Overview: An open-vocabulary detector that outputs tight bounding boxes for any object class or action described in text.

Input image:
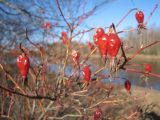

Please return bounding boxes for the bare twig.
[144,0,160,26]
[0,85,57,101]
[119,43,128,69]
[48,114,83,120]
[116,8,138,27]
[56,0,72,32]
[128,41,160,61]
[126,68,160,79]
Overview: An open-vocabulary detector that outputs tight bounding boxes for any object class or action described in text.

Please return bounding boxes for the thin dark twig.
[19,43,25,54]
[0,85,57,101]
[35,65,43,95]
[0,6,20,15]
[80,47,97,65]
[144,0,160,26]
[111,23,117,33]
[72,28,95,38]
[119,44,128,69]
[25,28,37,47]
[56,0,72,32]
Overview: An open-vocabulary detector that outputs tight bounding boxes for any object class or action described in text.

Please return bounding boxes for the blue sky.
[85,0,160,31]
[75,0,160,42]
[32,0,160,43]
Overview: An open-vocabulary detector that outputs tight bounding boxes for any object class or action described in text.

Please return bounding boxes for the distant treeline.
[124,26,160,55]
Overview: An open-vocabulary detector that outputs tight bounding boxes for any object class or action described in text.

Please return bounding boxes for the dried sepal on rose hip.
[71,50,80,66]
[87,42,95,51]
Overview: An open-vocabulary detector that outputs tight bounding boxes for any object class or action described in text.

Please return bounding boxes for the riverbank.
[126,86,160,119]
[126,54,160,60]
[85,54,160,60]
[0,77,160,120]
[99,84,160,119]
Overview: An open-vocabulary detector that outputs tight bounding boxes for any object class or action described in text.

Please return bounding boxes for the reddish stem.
[72,28,95,38]
[20,108,22,120]
[1,77,5,115]
[25,28,37,48]
[128,41,160,61]
[126,68,160,79]
[1,88,4,115]
[56,0,72,32]
[116,8,138,27]
[144,0,160,26]
[7,98,14,116]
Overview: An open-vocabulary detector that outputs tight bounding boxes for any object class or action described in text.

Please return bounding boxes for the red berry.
[124,80,131,92]
[71,50,80,65]
[135,11,144,24]
[98,34,108,59]
[17,53,30,78]
[145,64,152,73]
[82,65,91,82]
[61,31,68,45]
[107,33,121,58]
[94,107,102,120]
[96,28,105,38]
[43,22,52,29]
[61,31,67,37]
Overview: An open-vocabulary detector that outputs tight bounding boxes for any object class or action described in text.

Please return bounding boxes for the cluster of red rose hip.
[93,27,121,60]
[17,10,146,86]
[16,10,151,120]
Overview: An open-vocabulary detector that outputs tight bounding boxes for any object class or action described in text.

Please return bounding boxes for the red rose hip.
[94,107,102,120]
[145,64,152,73]
[135,10,144,24]
[124,80,131,93]
[82,65,91,82]
[96,27,105,38]
[61,31,68,45]
[17,53,30,78]
[107,33,121,58]
[43,22,52,29]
